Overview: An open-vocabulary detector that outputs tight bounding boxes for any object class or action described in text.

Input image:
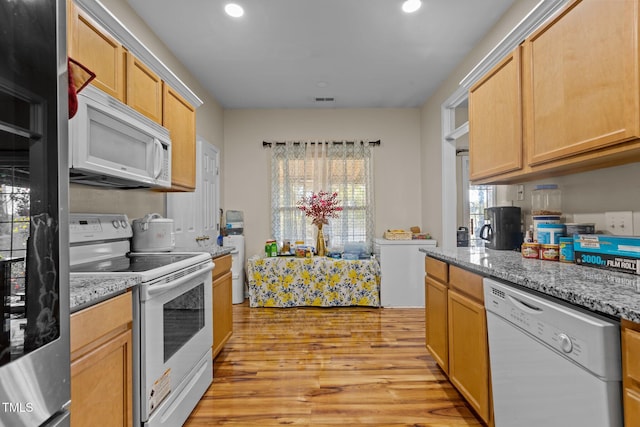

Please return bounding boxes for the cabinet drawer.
[425,257,448,283]
[449,265,484,303]
[212,254,232,279]
[71,292,132,355]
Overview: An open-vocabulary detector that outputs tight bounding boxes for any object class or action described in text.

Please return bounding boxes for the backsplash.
[69,184,165,221]
[496,162,640,235]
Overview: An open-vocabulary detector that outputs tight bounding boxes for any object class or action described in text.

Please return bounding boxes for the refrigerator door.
[0,1,70,425]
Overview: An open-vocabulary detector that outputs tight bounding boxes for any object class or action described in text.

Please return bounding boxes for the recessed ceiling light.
[402,0,422,13]
[225,3,244,18]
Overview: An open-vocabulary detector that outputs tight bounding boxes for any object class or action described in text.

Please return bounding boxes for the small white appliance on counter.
[132,213,176,252]
[484,278,622,427]
[69,213,213,427]
[374,238,437,307]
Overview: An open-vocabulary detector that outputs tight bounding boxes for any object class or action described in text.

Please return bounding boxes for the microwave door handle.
[153,139,163,178]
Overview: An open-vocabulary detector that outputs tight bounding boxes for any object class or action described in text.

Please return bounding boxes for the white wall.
[223,108,422,258]
[69,0,224,220]
[419,0,540,244]
[418,0,640,244]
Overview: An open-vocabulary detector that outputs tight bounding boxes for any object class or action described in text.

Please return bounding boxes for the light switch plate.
[605,211,634,236]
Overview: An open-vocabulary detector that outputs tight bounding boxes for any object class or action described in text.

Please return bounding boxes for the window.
[468,184,494,245]
[270,141,375,251]
[459,154,494,246]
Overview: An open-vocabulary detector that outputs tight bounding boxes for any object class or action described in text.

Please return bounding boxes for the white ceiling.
[127,0,516,109]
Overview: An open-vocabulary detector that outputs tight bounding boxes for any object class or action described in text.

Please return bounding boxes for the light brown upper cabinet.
[470,0,640,184]
[68,1,126,102]
[469,48,522,181]
[524,0,640,167]
[163,84,196,191]
[126,53,163,124]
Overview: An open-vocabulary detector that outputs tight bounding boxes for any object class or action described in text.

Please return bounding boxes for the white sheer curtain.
[270,141,375,252]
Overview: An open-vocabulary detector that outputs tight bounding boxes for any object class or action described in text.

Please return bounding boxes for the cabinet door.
[623,323,640,426]
[469,48,522,181]
[70,329,133,427]
[524,0,640,166]
[126,53,163,124]
[448,290,490,423]
[425,276,448,373]
[68,3,126,102]
[163,84,196,191]
[213,270,233,358]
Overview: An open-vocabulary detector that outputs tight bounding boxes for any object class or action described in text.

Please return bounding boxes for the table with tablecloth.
[246,256,381,307]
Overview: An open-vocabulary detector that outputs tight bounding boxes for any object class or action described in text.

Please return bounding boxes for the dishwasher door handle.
[507,294,543,313]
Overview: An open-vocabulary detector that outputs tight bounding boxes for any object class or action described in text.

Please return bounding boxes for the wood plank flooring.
[185,302,483,426]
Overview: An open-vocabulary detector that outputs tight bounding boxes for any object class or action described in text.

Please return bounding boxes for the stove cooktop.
[70,253,201,273]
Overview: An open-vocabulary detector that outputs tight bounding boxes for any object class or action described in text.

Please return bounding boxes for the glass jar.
[532,184,562,216]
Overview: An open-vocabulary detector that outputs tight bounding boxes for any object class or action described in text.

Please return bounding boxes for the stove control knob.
[120,220,128,228]
[112,220,120,229]
[559,333,572,353]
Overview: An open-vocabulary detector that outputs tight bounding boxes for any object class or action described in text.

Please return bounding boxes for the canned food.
[265,239,278,257]
[540,244,559,261]
[559,237,575,263]
[521,242,540,259]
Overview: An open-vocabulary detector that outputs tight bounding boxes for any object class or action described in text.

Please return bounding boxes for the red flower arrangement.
[297,190,343,227]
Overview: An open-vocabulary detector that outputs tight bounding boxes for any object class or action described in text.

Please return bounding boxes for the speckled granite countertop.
[174,245,235,258]
[70,274,141,313]
[420,247,640,323]
[69,247,234,313]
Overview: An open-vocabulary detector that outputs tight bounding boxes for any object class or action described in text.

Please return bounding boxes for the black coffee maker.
[479,206,522,250]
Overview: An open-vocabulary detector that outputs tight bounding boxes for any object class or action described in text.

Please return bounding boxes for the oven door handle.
[143,261,214,299]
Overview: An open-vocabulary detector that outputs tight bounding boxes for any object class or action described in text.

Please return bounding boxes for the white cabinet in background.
[374,238,437,307]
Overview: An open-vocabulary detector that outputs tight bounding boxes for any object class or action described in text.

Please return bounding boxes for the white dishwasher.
[483,278,623,427]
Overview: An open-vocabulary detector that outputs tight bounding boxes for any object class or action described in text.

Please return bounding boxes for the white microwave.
[69,85,172,189]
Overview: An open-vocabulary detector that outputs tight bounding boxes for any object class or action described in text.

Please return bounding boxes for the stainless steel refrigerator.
[0,0,70,425]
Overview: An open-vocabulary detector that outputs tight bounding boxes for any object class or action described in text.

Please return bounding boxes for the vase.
[316,223,326,257]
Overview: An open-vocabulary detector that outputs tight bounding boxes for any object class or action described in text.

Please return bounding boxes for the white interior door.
[167,137,220,248]
[199,140,219,242]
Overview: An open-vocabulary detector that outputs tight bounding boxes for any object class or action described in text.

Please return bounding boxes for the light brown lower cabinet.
[425,257,492,425]
[447,288,490,422]
[622,319,640,426]
[70,292,133,427]
[425,276,448,373]
[212,254,233,358]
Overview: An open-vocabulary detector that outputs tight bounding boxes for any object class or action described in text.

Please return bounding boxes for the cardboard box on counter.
[574,234,640,275]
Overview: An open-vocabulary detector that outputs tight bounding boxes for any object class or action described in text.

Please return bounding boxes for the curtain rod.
[262,140,381,147]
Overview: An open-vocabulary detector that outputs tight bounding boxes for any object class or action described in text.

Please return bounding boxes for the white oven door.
[139,264,213,424]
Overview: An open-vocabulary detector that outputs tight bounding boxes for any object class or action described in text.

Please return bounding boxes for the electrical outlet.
[517,185,524,201]
[605,211,634,236]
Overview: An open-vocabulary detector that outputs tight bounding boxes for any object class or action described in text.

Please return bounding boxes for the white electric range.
[69,213,214,427]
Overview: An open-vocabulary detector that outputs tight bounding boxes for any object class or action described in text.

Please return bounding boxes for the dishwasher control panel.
[502,298,588,362]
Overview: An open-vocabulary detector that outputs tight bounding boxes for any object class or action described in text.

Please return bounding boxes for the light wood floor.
[184,302,483,426]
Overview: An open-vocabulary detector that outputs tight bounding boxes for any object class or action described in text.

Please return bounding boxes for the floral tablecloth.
[247,256,381,307]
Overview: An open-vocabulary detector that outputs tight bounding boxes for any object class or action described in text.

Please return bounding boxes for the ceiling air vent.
[315,97,335,102]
